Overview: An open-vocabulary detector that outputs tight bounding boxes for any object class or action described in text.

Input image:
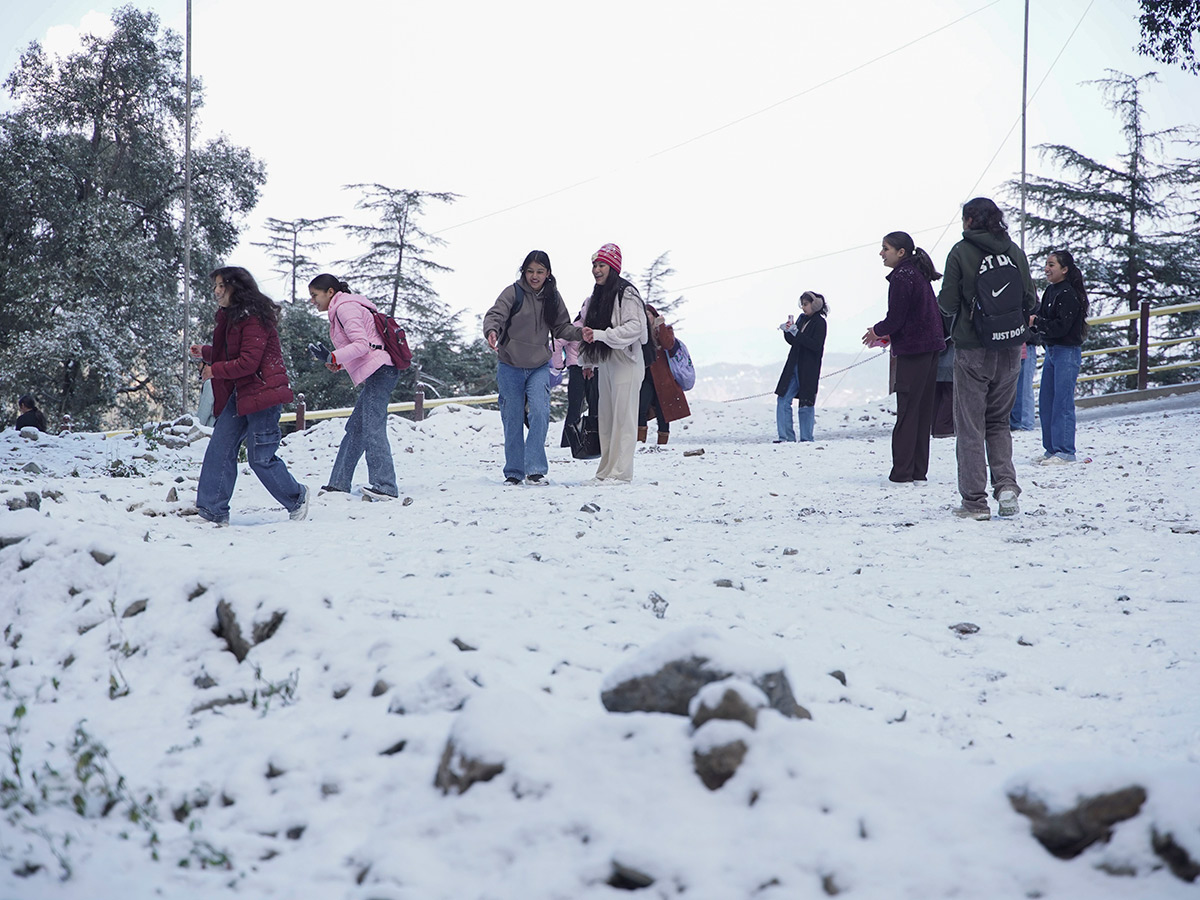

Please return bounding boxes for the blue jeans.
[776,371,800,441]
[328,364,400,495]
[1009,346,1037,430]
[796,404,815,442]
[1039,344,1081,460]
[497,361,551,480]
[197,397,304,523]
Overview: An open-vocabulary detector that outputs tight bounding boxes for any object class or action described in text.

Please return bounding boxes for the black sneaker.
[526,474,548,486]
[504,477,521,486]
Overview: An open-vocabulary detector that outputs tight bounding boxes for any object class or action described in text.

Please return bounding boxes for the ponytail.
[309,273,352,294]
[883,231,941,281]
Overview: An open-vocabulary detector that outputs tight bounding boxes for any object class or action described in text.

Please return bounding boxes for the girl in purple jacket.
[308,274,401,500]
[863,232,947,483]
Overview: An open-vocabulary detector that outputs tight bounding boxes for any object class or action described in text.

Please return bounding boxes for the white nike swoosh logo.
[991,284,1011,298]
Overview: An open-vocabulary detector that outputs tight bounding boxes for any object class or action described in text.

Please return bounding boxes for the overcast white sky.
[4,0,1200,363]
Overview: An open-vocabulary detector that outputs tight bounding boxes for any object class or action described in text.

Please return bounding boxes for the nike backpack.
[970,251,1028,346]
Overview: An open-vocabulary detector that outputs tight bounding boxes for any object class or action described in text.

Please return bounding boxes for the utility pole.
[182,0,194,413]
[1022,0,1032,250]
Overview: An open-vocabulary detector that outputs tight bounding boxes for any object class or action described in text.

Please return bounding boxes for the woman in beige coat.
[579,243,647,483]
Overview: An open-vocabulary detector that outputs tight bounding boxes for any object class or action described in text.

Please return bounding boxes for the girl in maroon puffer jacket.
[189,267,308,525]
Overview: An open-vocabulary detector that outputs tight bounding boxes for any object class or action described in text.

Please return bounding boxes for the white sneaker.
[952,506,991,521]
[525,474,549,486]
[289,485,310,521]
[361,486,397,501]
[1040,455,1067,466]
[997,489,1019,517]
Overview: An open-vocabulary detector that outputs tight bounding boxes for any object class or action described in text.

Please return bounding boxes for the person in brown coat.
[637,304,690,444]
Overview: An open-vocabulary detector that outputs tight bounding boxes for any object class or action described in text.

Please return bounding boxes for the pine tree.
[1010,70,1200,390]
[639,252,689,321]
[339,184,459,323]
[252,216,340,304]
[337,184,495,403]
[0,7,264,429]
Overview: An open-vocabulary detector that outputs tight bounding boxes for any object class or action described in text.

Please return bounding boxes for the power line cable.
[433,0,1003,236]
[676,0,1097,297]
[650,0,1003,160]
[928,0,1097,252]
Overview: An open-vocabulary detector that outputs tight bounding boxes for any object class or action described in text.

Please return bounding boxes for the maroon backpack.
[370,310,414,370]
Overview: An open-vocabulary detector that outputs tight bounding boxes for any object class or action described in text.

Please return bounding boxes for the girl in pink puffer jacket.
[308,274,401,500]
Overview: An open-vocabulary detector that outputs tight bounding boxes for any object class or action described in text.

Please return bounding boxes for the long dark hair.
[582,268,633,362]
[17,395,47,430]
[211,266,280,328]
[519,250,559,332]
[962,197,1008,235]
[883,231,942,282]
[309,273,352,294]
[1048,249,1090,337]
[800,290,829,319]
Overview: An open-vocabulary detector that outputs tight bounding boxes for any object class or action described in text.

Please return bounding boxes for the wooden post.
[296,394,306,431]
[414,383,425,422]
[1137,300,1150,391]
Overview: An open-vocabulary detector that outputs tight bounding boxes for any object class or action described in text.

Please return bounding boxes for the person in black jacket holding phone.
[774,291,828,442]
[1030,249,1088,465]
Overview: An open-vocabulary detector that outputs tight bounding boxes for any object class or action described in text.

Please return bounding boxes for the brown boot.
[657,431,669,445]
[637,426,648,443]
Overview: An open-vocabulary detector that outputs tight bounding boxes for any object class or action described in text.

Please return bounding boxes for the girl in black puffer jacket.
[1030,250,1088,464]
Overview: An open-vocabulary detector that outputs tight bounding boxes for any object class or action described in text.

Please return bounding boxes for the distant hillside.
[692,351,891,408]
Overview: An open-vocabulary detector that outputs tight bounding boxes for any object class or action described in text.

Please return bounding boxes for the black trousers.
[638,368,669,433]
[890,351,939,482]
[561,365,598,446]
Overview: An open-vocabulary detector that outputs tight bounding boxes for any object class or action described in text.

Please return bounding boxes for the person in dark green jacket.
[937,197,1038,521]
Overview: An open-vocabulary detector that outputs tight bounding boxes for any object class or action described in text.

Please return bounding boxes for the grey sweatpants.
[952,345,1022,511]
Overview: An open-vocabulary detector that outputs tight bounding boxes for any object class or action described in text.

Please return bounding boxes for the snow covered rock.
[433,692,543,796]
[6,491,40,511]
[688,678,767,730]
[600,627,811,720]
[214,599,286,663]
[692,719,752,790]
[1008,784,1147,859]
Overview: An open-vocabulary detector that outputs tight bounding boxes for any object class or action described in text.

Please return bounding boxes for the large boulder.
[601,627,811,720]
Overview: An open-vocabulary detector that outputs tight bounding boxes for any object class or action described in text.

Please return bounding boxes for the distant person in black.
[15,395,48,432]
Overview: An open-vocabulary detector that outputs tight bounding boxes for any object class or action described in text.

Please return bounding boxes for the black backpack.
[969,248,1028,346]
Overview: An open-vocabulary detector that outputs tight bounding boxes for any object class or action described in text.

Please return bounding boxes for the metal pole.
[182,0,193,414]
[1019,0,1029,251]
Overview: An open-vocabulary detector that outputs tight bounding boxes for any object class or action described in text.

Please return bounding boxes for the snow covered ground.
[2,391,1198,900]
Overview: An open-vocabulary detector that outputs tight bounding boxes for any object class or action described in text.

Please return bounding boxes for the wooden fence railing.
[1070,300,1200,387]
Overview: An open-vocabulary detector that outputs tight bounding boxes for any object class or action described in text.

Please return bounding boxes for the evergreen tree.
[252,216,340,304]
[0,6,264,429]
[1135,1,1200,73]
[639,251,688,320]
[1009,71,1200,390]
[339,184,459,324]
[337,183,494,404]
